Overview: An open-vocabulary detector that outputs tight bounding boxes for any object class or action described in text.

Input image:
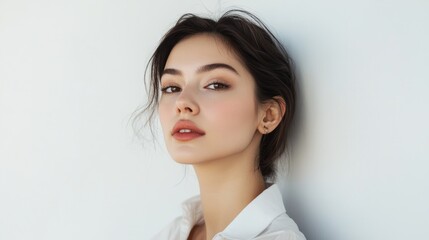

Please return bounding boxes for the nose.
[175,88,199,115]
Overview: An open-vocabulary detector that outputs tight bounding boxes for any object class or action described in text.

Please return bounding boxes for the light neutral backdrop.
[1,0,428,239]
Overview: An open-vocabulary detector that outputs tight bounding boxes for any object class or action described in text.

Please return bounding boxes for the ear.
[258,96,286,135]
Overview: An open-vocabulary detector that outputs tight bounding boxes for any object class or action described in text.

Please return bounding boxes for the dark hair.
[132,9,296,182]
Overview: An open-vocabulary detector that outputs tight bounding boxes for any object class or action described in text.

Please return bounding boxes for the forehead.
[164,34,246,73]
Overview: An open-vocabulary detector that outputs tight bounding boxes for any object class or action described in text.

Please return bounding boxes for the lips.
[172,120,205,141]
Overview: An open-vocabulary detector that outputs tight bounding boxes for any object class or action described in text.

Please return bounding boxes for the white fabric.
[151,183,306,240]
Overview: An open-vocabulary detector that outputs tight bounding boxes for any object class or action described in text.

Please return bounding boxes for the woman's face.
[158,34,264,165]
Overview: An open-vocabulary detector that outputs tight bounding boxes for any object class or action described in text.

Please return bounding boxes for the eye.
[205,81,230,90]
[161,85,181,94]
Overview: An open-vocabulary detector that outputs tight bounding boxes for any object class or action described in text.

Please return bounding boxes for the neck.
[192,144,266,240]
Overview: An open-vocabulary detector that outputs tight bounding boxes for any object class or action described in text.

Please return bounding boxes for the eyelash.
[161,81,230,94]
[206,81,230,90]
[160,85,180,94]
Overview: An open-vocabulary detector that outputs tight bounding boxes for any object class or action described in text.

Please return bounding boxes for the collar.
[180,195,204,239]
[180,183,286,239]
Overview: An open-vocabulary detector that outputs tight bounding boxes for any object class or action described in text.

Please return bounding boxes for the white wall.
[0,0,428,239]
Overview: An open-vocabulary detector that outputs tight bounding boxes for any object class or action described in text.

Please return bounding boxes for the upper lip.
[172,120,205,135]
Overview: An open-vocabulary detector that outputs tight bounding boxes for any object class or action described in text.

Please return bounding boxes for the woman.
[139,9,306,240]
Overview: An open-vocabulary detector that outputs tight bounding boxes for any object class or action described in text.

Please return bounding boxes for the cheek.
[206,96,258,132]
[158,100,173,133]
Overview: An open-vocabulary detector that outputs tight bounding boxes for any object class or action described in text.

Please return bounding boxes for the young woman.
[139,9,306,240]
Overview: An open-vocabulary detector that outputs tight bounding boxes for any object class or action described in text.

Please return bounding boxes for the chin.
[169,151,212,165]
[171,157,203,165]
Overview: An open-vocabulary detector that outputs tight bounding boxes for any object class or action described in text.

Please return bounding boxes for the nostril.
[177,106,193,113]
[176,97,198,114]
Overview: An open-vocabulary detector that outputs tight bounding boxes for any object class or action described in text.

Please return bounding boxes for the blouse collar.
[180,183,286,239]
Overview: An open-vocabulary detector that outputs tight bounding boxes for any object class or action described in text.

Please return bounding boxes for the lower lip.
[172,132,204,141]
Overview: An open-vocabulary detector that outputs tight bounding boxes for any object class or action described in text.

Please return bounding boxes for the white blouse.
[151,183,306,240]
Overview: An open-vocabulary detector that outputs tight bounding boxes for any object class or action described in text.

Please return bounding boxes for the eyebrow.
[162,63,239,77]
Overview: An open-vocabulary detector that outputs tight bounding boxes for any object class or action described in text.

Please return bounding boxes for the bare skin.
[190,153,267,240]
[159,34,285,240]
[188,222,206,240]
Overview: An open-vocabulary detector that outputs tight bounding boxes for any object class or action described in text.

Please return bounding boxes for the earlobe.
[258,96,286,134]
